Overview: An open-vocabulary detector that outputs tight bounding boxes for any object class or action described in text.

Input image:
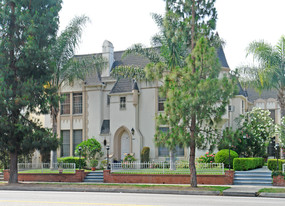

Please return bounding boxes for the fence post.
[163,162,165,174]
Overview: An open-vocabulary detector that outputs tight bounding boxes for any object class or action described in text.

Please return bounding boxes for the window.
[158,145,184,157]
[269,109,276,123]
[107,95,110,105]
[242,100,245,114]
[61,94,70,115]
[73,130,82,156]
[73,93,82,114]
[158,95,166,111]
[120,97,126,109]
[61,130,70,157]
[158,127,184,157]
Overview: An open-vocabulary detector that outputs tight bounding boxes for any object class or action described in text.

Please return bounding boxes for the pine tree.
[0,0,62,183]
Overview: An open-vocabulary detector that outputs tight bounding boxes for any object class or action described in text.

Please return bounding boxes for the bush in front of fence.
[198,152,215,163]
[268,159,285,171]
[57,157,86,169]
[215,149,238,168]
[141,147,150,163]
[233,157,264,171]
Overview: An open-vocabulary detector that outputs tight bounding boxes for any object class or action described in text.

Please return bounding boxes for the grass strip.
[24,182,230,192]
[259,188,285,193]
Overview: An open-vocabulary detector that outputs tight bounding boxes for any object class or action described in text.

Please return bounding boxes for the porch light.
[78,146,82,170]
[131,128,135,135]
[106,145,110,170]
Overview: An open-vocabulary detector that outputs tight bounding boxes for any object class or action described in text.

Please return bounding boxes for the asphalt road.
[0,190,284,206]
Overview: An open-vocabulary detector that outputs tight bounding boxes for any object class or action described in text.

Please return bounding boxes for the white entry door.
[121,131,130,160]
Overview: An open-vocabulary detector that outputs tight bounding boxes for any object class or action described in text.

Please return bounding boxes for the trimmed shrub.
[215,149,238,168]
[268,159,285,171]
[141,147,150,163]
[57,157,87,169]
[233,158,264,171]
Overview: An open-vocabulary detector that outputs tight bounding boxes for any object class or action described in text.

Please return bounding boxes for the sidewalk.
[0,181,285,198]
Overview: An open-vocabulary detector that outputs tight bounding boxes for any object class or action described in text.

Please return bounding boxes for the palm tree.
[244,36,285,115]
[49,15,105,164]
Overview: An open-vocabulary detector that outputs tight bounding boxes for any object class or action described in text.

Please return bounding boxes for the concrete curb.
[0,186,220,196]
[223,191,257,197]
[259,193,285,198]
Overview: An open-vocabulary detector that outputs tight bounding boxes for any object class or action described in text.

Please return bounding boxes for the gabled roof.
[246,88,278,102]
[112,51,150,69]
[110,78,136,94]
[111,46,229,70]
[217,47,229,68]
[237,81,248,97]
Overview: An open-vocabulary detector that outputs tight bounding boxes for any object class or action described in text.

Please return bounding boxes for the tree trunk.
[50,106,58,167]
[189,2,197,188]
[190,115,197,187]
[169,150,176,170]
[9,151,18,184]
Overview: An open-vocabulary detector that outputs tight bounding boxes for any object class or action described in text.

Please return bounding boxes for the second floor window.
[158,95,166,111]
[73,93,82,114]
[120,97,126,109]
[61,94,70,115]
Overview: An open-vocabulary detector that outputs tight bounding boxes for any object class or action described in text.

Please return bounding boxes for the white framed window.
[61,130,70,157]
[61,94,70,115]
[73,130,82,155]
[158,95,166,111]
[73,93,82,114]
[158,127,184,157]
[107,95,110,105]
[120,97,126,109]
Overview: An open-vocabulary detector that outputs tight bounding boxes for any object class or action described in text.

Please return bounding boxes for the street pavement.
[0,182,285,198]
[0,190,285,206]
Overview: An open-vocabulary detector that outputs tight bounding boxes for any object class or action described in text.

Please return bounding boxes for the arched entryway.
[113,126,132,161]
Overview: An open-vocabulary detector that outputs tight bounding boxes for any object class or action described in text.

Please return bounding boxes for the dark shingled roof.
[74,45,229,90]
[112,51,150,69]
[246,88,278,102]
[132,80,139,91]
[74,53,102,85]
[237,82,248,97]
[100,120,110,134]
[111,47,229,69]
[217,47,229,68]
[110,78,135,94]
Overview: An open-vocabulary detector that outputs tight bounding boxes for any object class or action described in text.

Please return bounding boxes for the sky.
[59,0,285,70]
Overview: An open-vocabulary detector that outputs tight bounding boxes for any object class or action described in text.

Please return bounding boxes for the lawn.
[259,188,285,193]
[18,182,230,192]
[18,169,75,174]
[112,168,225,175]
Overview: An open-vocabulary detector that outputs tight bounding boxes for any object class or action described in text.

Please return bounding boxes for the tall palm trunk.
[50,106,58,166]
[189,1,197,187]
[169,150,176,170]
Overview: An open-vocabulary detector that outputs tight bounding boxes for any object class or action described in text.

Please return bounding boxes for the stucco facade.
[42,40,258,162]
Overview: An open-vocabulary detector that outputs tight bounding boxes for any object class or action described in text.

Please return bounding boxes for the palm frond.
[122,44,162,63]
[111,65,146,81]
[52,15,90,85]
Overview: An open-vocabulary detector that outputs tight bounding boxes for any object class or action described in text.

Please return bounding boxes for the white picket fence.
[110,161,224,175]
[17,163,76,174]
[283,163,285,173]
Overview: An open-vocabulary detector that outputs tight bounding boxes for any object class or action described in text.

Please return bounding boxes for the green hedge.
[215,149,238,168]
[267,159,285,171]
[57,157,87,169]
[141,147,150,163]
[233,158,264,171]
